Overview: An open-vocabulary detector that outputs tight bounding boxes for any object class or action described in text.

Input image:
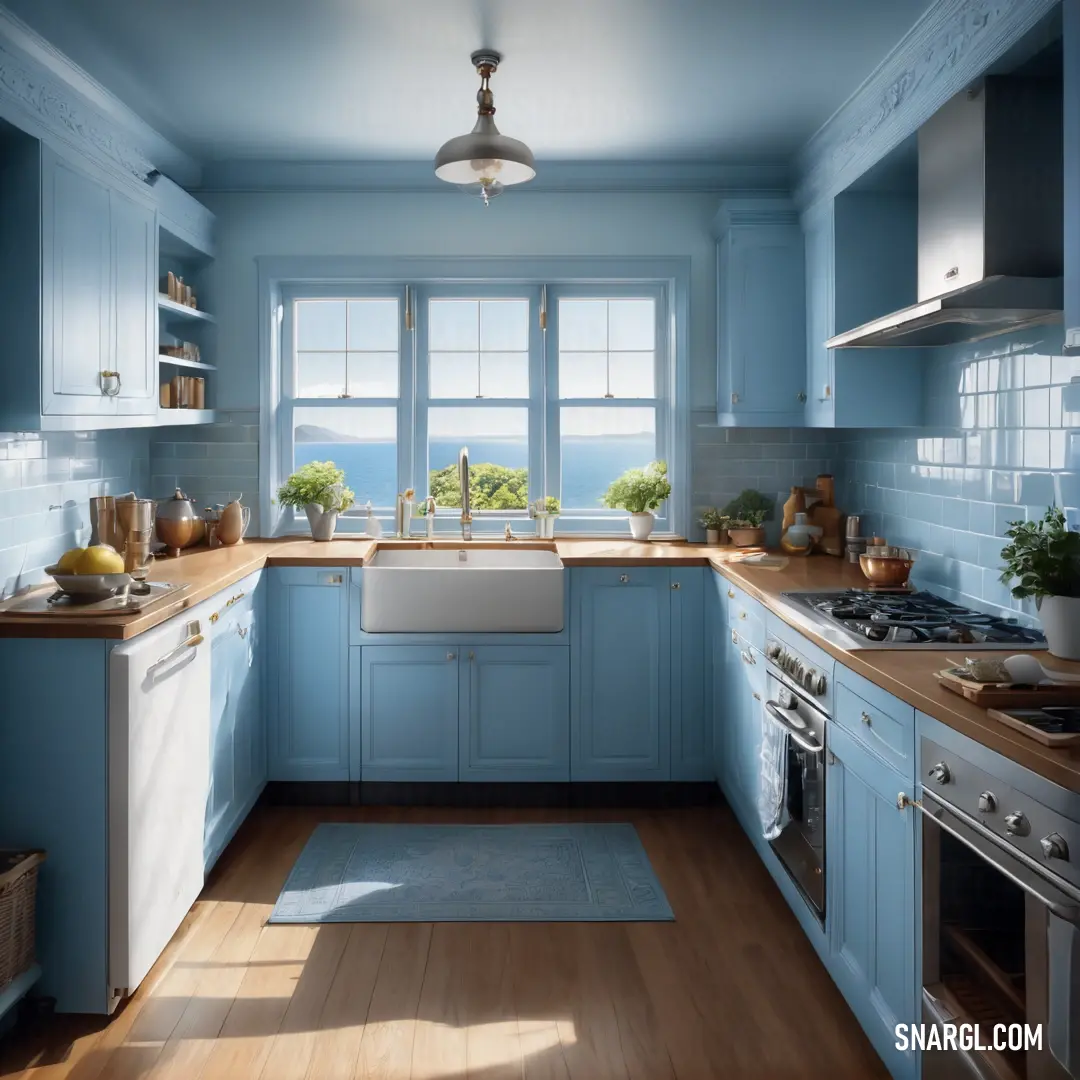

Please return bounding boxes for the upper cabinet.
[0,122,216,431]
[802,190,926,428]
[714,199,807,427]
[1066,0,1080,354]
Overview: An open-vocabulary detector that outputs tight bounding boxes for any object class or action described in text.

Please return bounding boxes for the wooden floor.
[0,803,887,1080]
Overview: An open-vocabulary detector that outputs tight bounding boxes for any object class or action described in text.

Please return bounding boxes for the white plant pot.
[305,503,339,542]
[628,512,655,541]
[1038,594,1080,660]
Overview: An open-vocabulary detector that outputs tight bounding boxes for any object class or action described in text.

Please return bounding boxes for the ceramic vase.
[305,503,339,542]
[629,512,655,541]
[1038,595,1080,660]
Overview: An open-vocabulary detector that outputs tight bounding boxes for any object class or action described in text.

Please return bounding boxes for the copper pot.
[859,553,915,587]
[155,488,198,557]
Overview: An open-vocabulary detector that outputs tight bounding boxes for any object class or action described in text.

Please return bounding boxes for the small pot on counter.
[728,526,765,548]
[155,489,199,557]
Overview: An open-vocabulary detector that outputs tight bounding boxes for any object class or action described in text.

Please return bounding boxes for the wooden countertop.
[2,536,1077,792]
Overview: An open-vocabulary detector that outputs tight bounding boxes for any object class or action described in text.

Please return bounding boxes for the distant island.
[295,423,365,443]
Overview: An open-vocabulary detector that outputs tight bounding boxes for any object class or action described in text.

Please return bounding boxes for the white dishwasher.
[107,599,212,1001]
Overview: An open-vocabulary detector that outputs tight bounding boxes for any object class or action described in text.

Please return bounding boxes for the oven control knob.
[1004,812,1031,838]
[977,791,997,814]
[927,762,951,785]
[766,642,782,662]
[811,671,827,696]
[1040,833,1069,862]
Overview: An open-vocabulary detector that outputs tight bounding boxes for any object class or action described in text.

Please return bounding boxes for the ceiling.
[6,0,933,165]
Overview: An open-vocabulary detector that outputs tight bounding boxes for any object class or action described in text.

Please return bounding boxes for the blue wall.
[0,429,150,597]
[839,326,1080,615]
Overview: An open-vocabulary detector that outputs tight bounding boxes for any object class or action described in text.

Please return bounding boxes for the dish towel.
[758,699,789,841]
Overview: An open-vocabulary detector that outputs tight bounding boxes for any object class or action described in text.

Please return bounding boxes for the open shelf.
[157,409,218,426]
[158,354,216,372]
[157,295,215,324]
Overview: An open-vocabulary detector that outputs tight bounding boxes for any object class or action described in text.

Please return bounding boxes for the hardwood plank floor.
[0,804,888,1080]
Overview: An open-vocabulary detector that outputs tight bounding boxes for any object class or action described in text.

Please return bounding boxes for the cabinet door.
[571,568,670,781]
[727,634,766,824]
[460,646,569,781]
[670,567,710,780]
[110,189,156,411]
[268,568,349,781]
[828,723,917,1080]
[41,146,113,415]
[206,615,241,866]
[802,200,836,428]
[356,646,459,782]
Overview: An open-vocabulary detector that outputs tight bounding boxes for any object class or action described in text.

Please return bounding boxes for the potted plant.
[699,508,730,546]
[999,507,1080,659]
[723,489,773,548]
[602,461,672,541]
[276,461,355,542]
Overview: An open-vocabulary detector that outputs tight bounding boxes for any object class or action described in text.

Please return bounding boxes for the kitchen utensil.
[155,489,198,556]
[1002,653,1080,685]
[845,515,862,539]
[217,499,250,546]
[43,566,132,601]
[845,538,868,564]
[89,496,119,548]
[936,667,1080,707]
[859,552,915,587]
[116,495,153,535]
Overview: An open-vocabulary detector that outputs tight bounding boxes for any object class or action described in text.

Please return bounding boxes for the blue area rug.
[269,822,674,923]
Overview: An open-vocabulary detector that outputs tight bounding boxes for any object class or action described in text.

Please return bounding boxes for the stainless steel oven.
[764,667,828,923]
[917,735,1080,1080]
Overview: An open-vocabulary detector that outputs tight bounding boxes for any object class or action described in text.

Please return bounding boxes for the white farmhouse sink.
[361,548,564,633]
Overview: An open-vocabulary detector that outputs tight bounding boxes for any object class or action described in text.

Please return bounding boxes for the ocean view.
[295,436,655,509]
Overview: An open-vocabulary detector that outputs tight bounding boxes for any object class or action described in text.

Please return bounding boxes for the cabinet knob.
[797,391,807,404]
[896,793,921,812]
[446,652,456,661]
[468,651,475,661]
[671,582,681,590]
[619,574,629,584]
[739,611,747,620]
[752,692,761,702]
[731,392,739,405]
[860,711,871,726]
[99,370,122,397]
[731,629,738,644]
[727,589,735,599]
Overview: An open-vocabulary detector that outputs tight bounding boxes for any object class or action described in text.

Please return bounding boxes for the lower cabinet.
[205,572,265,871]
[827,721,917,1080]
[718,626,766,828]
[268,567,350,781]
[571,566,708,781]
[354,645,571,782]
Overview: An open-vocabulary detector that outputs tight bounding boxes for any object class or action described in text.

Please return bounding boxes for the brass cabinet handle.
[861,711,872,726]
[741,649,756,666]
[237,626,248,639]
[671,582,681,590]
[226,591,246,607]
[739,611,747,620]
[209,612,219,624]
[727,589,735,599]
[731,629,738,644]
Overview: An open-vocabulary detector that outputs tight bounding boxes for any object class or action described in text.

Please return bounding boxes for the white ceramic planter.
[305,503,339,542]
[1038,594,1080,660]
[629,512,655,541]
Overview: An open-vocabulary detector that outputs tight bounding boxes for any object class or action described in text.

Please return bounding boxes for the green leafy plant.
[276,461,355,512]
[722,489,773,528]
[429,462,528,510]
[601,461,672,514]
[699,507,729,531]
[999,507,1080,600]
[543,496,560,515]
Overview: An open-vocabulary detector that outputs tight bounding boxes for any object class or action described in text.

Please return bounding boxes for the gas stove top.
[781,589,1047,649]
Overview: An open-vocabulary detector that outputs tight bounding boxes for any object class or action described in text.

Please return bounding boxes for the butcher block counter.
[1,536,1076,791]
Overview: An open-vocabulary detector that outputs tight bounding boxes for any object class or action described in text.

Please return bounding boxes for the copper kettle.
[155,489,198,557]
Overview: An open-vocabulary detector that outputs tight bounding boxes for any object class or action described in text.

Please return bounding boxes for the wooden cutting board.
[936,667,1080,707]
[987,708,1080,748]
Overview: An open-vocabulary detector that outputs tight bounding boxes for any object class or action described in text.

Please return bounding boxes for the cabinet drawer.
[720,579,765,652]
[834,666,915,783]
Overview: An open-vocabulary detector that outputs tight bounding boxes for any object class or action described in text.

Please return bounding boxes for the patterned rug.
[269,822,674,923]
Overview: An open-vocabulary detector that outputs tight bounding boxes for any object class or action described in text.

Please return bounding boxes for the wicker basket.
[0,850,45,992]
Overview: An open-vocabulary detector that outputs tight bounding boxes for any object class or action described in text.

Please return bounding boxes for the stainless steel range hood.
[827,77,1063,349]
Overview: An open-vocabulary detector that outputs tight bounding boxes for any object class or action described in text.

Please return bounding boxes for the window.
[273,276,675,534]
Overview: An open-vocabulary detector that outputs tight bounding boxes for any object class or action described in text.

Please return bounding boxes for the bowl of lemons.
[46,544,132,600]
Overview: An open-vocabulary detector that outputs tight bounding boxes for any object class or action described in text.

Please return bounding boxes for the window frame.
[259,257,689,538]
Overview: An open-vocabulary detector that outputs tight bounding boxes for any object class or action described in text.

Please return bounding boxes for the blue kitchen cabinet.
[459,646,570,781]
[268,567,350,781]
[355,646,460,781]
[827,721,918,1080]
[1067,0,1080,355]
[571,567,671,781]
[721,628,767,831]
[205,572,265,873]
[670,567,711,780]
[714,198,807,427]
[709,571,729,784]
[802,192,925,428]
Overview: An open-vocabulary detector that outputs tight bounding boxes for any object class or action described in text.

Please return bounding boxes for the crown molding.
[795,0,1057,210]
[712,196,799,237]
[195,158,792,195]
[0,5,199,188]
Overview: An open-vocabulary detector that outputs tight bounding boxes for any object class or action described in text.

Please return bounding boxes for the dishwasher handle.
[146,621,204,677]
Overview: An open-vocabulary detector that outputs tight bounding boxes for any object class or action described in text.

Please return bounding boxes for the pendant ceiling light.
[434,50,536,205]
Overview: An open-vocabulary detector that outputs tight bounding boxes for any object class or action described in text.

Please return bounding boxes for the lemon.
[57,547,86,572]
[73,544,125,575]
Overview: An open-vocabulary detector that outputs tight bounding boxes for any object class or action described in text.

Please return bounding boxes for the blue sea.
[295,436,654,509]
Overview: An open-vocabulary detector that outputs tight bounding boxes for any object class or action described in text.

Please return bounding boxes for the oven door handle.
[764,700,824,756]
[921,988,1003,1080]
[916,791,1080,923]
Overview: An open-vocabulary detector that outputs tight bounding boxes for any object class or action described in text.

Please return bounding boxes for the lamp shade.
[434,114,536,187]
